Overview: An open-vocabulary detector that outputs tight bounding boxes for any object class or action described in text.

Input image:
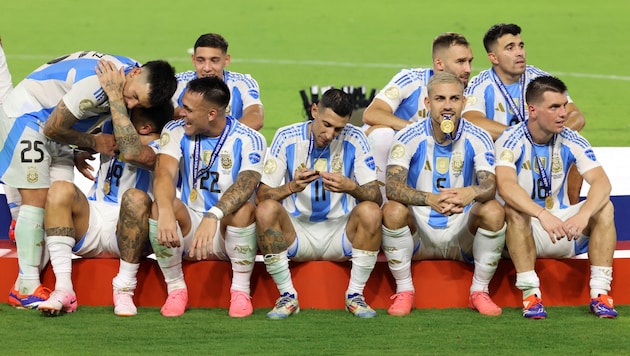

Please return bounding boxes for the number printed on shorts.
[20,140,45,163]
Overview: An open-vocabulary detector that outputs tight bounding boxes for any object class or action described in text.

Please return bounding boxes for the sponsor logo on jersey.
[485,152,495,166]
[584,149,597,161]
[365,156,376,171]
[248,152,261,165]
[248,89,259,99]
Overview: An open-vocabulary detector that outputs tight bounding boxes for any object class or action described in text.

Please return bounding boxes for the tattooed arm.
[96,59,157,170]
[347,180,383,205]
[205,170,261,219]
[385,164,433,206]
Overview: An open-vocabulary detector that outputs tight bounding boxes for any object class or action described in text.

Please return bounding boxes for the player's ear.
[487,52,499,65]
[225,54,231,66]
[310,102,318,120]
[129,67,142,77]
[434,57,444,71]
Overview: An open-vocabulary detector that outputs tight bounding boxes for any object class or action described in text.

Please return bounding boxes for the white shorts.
[410,207,474,262]
[531,201,589,258]
[287,215,352,262]
[73,200,121,258]
[0,109,74,188]
[182,207,229,261]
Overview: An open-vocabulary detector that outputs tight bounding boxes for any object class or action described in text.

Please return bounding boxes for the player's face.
[437,45,473,87]
[529,91,568,135]
[424,82,466,126]
[310,106,349,148]
[123,75,151,109]
[192,47,230,80]
[489,34,526,78]
[180,91,214,136]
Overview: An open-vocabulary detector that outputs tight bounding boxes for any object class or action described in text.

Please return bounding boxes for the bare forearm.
[212,170,261,216]
[44,101,95,148]
[472,170,497,203]
[348,181,383,205]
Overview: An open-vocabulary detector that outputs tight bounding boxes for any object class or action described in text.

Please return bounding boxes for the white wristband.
[208,206,224,220]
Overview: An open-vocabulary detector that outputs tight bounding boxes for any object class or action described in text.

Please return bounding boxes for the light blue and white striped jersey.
[388,118,495,228]
[374,68,434,122]
[463,65,574,126]
[495,122,600,210]
[262,121,377,222]
[173,70,262,120]
[2,51,139,133]
[159,117,266,214]
[86,120,157,204]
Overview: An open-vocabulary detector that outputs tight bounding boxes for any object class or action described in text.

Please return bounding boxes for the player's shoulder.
[495,123,525,149]
[465,68,493,93]
[525,65,551,78]
[390,67,433,83]
[224,70,259,87]
[461,120,494,149]
[396,119,430,144]
[559,127,590,149]
[175,71,197,82]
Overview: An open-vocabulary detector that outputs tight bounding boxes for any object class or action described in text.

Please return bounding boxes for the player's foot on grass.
[38,289,77,316]
[161,288,188,317]
[346,293,377,318]
[8,284,51,309]
[229,290,253,318]
[388,291,414,316]
[522,294,547,319]
[468,291,502,316]
[113,290,137,316]
[267,292,299,319]
[590,294,618,318]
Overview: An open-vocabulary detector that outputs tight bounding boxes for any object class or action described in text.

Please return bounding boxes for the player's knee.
[479,200,505,229]
[355,201,382,229]
[255,199,284,225]
[504,204,528,227]
[591,199,615,226]
[382,200,408,228]
[46,180,77,207]
[228,201,255,225]
[121,188,152,208]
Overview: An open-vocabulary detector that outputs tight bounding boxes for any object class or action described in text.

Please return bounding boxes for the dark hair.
[132,101,174,133]
[483,23,522,53]
[525,76,567,105]
[194,33,229,53]
[141,60,177,107]
[432,32,470,57]
[318,88,353,118]
[186,76,231,109]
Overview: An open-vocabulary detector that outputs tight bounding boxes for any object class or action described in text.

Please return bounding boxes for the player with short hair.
[256,88,382,319]
[495,75,618,319]
[150,76,266,318]
[37,60,173,316]
[1,51,177,309]
[463,23,585,204]
[381,72,506,316]
[362,32,474,198]
[173,33,264,130]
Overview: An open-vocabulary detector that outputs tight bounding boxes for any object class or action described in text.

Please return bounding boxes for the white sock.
[264,251,296,297]
[225,223,256,295]
[46,235,76,293]
[113,260,140,294]
[382,225,414,293]
[148,218,186,293]
[15,205,45,293]
[470,223,506,293]
[367,127,395,202]
[589,265,613,299]
[346,248,378,296]
[515,270,541,299]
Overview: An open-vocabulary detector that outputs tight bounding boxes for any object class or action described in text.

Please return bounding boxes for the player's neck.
[527,121,554,145]
[493,67,521,85]
[431,123,450,145]
[205,116,228,137]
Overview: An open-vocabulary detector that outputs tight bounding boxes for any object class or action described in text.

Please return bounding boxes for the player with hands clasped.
[256,88,383,319]
[381,72,506,317]
[495,76,618,319]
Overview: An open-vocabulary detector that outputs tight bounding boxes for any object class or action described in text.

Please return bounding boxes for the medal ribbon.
[192,118,233,189]
[104,155,118,193]
[522,122,555,199]
[491,69,526,123]
[430,114,464,143]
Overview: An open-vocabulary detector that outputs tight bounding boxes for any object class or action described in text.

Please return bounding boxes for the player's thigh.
[289,215,351,262]
[75,201,120,258]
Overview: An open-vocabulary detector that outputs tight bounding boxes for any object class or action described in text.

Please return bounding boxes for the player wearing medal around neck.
[38,59,175,316]
[495,76,618,319]
[255,88,382,319]
[362,33,474,202]
[148,76,266,318]
[0,51,177,310]
[463,23,585,205]
[172,33,264,131]
[381,72,506,317]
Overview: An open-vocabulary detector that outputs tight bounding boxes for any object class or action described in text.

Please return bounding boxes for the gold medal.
[440,119,454,134]
[545,196,554,209]
[190,189,198,202]
[104,181,111,195]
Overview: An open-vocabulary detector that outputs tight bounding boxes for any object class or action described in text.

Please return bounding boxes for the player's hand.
[562,212,588,241]
[74,150,97,181]
[189,216,218,260]
[320,171,355,193]
[440,187,474,209]
[291,167,320,192]
[537,210,568,243]
[429,190,458,215]
[95,59,126,101]
[93,133,118,156]
[157,214,180,248]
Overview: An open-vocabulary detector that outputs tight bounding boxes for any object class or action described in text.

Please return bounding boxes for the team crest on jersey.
[390,144,405,159]
[331,155,343,173]
[451,152,463,176]
[485,152,495,166]
[499,149,514,163]
[365,156,376,171]
[584,149,597,161]
[26,166,38,183]
[263,159,277,174]
[79,99,95,111]
[436,157,450,174]
[160,132,170,147]
[221,152,233,169]
[248,152,261,165]
[314,158,328,172]
[384,86,400,100]
[465,95,477,106]
[551,155,562,174]
[248,89,259,99]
